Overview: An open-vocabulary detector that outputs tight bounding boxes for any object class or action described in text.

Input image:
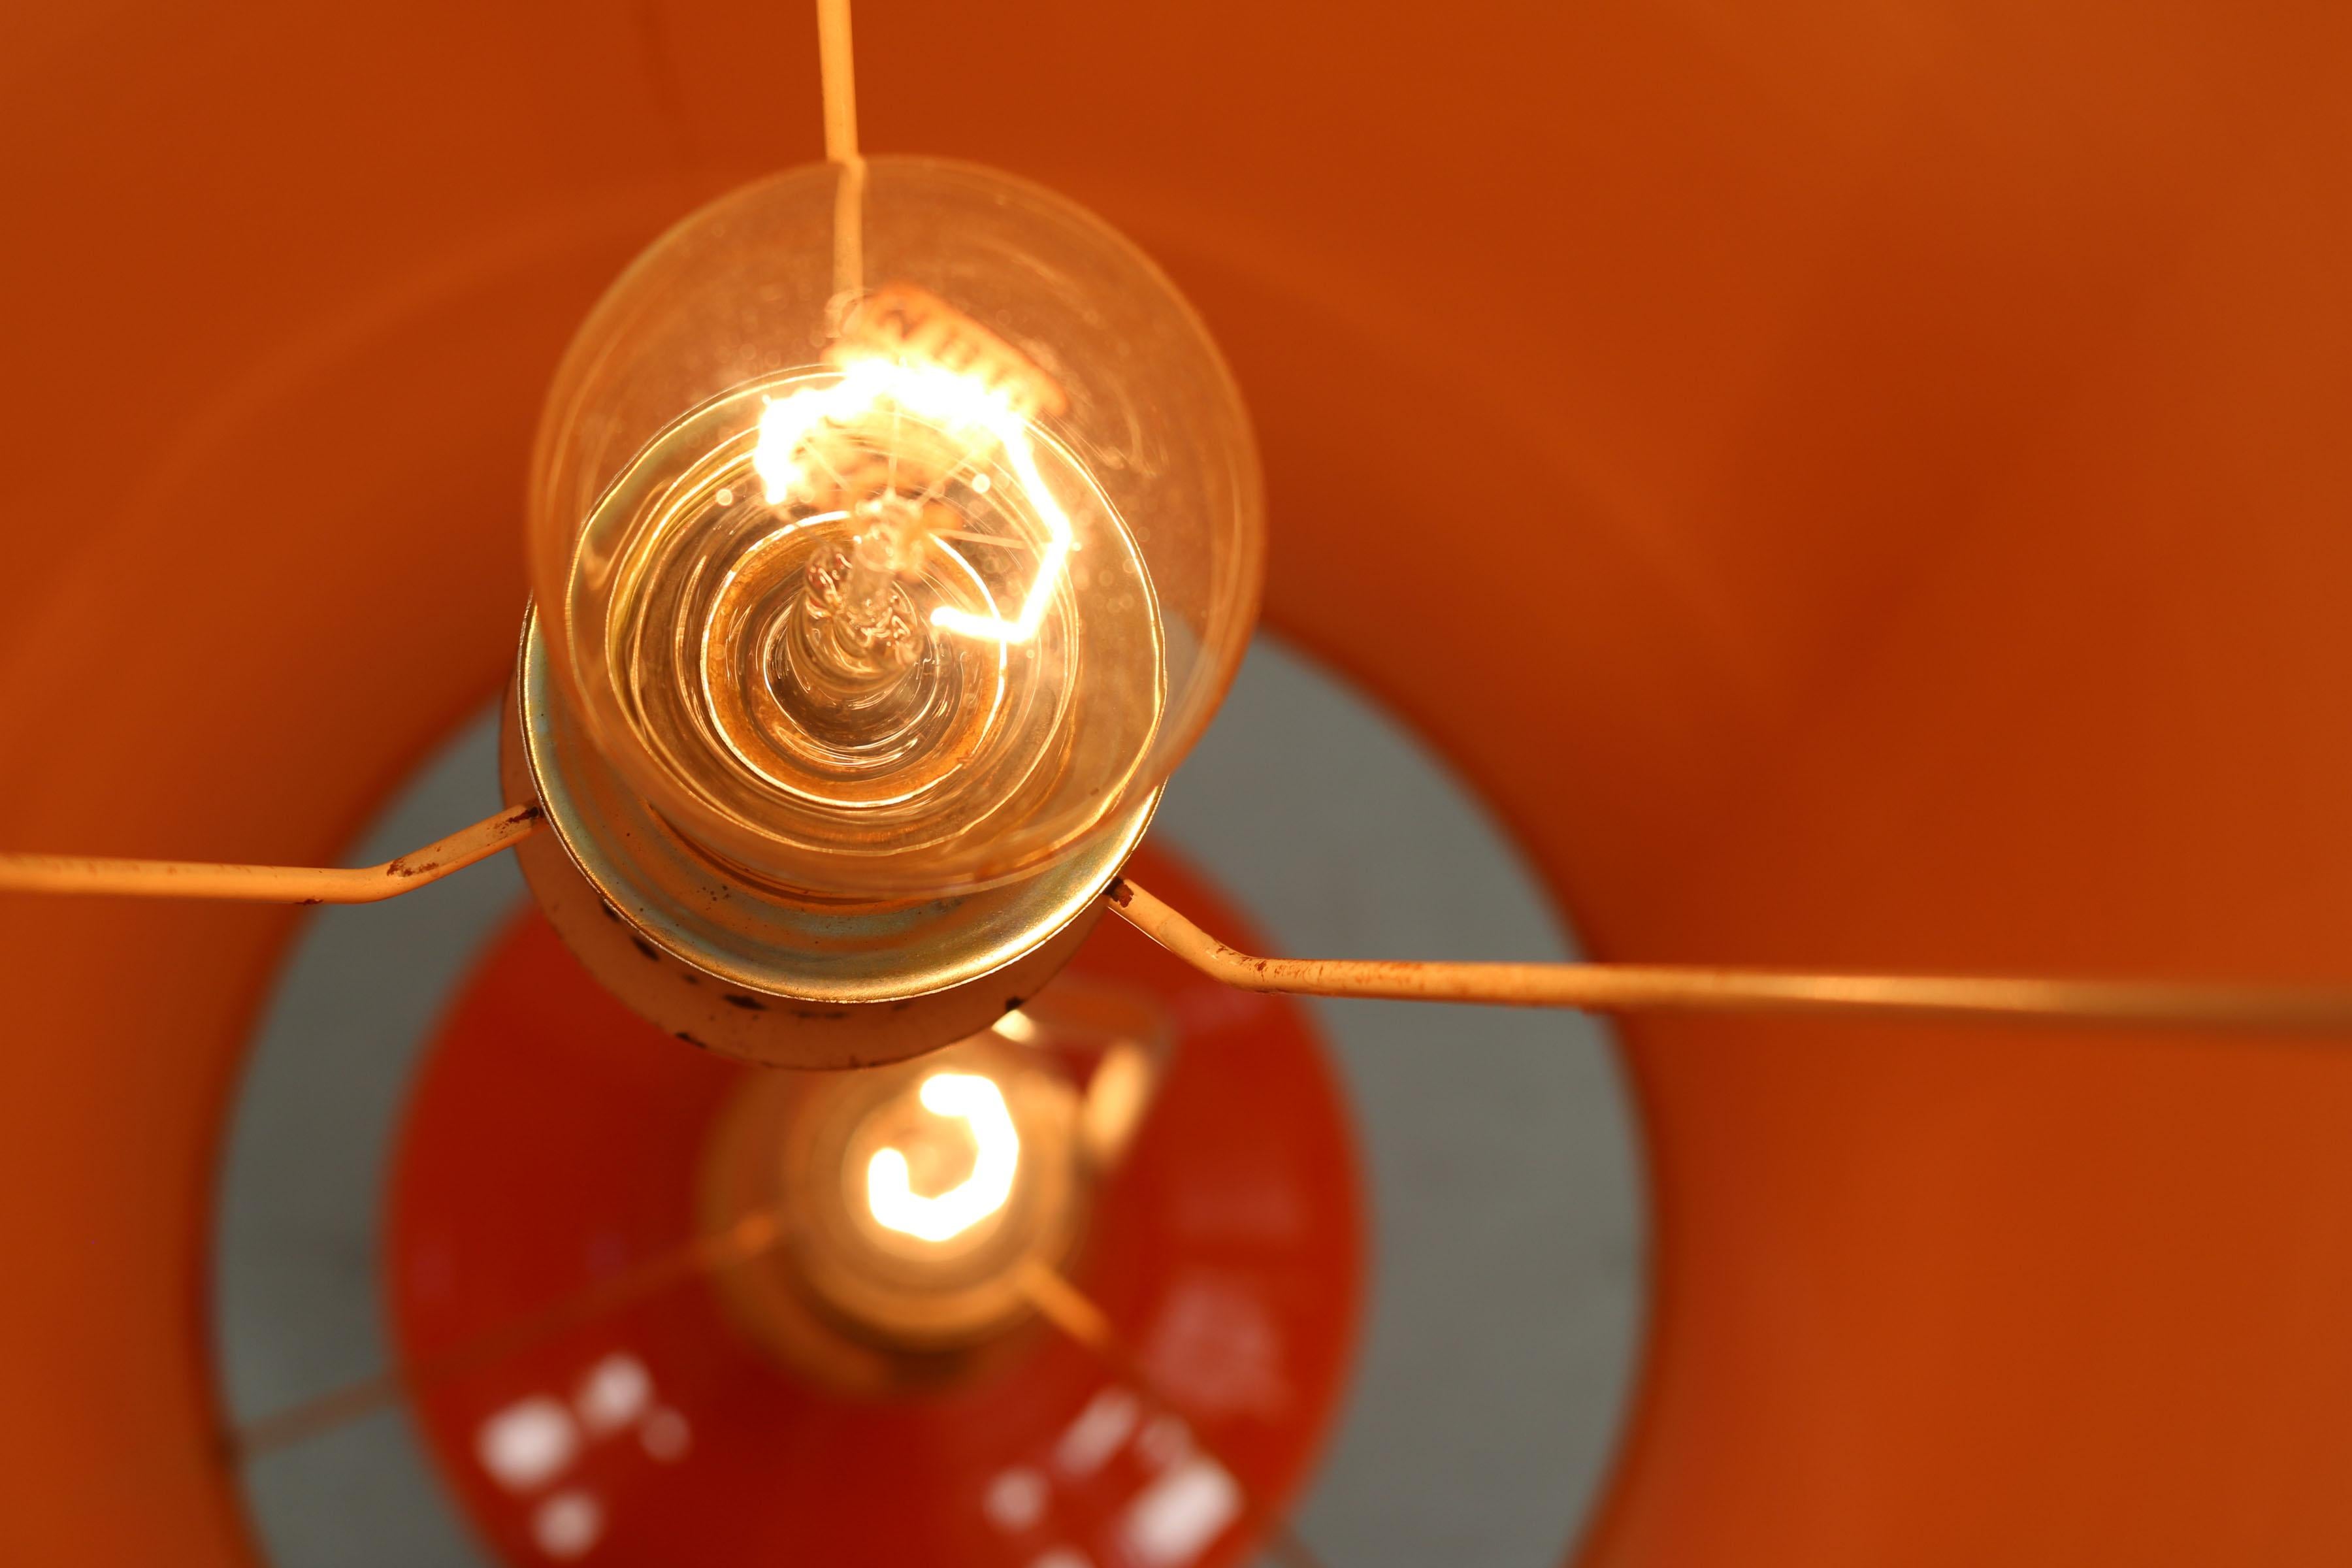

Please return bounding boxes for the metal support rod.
[0,803,543,905]
[1013,1259,1331,1568]
[230,1209,781,1460]
[14,816,2351,1037]
[1103,875,2352,1036]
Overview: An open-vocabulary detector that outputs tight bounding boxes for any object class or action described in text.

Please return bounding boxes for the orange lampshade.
[5,3,2352,1565]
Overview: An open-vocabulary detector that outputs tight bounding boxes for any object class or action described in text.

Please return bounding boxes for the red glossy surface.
[387,845,1363,1567]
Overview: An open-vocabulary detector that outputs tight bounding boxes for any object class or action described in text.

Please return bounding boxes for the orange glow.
[751,357,1072,647]
[865,1072,1021,1243]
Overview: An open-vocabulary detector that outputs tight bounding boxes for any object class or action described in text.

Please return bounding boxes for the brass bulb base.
[501,608,1154,1070]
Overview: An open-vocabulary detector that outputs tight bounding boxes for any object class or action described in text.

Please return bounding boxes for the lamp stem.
[817,0,865,297]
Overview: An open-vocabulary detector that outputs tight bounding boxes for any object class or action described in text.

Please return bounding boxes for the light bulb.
[528,157,1262,900]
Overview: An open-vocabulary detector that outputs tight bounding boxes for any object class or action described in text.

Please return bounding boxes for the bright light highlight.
[751,358,1072,647]
[866,1071,1021,1243]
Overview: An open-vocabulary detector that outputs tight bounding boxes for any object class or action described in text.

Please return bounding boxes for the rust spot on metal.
[1107,878,1134,907]
[675,1031,711,1051]
[297,897,323,906]
[721,993,767,1011]
[629,934,661,962]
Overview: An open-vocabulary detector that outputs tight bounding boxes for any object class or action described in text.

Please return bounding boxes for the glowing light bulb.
[528,158,1263,900]
[865,1071,1021,1243]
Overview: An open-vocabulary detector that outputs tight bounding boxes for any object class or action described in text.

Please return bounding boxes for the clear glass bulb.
[529,157,1262,900]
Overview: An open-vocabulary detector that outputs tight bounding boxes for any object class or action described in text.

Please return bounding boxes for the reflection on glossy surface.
[384,842,1363,1567]
[866,1073,1022,1244]
[215,637,1639,1567]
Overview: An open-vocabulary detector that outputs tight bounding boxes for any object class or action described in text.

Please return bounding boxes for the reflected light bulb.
[528,157,1264,901]
[866,1072,1022,1243]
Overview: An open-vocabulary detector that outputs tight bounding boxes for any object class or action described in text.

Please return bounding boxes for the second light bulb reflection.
[699,1002,1158,1390]
[864,1070,1022,1245]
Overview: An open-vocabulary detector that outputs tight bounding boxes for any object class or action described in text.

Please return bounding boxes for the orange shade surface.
[5,3,2352,1564]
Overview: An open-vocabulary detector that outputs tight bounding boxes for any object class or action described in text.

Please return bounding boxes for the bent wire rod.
[1103,875,2352,1037]
[0,803,544,905]
[10,811,2352,1036]
[1013,1257,1330,1568]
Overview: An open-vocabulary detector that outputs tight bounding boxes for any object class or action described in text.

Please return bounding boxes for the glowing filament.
[866,1072,1021,1243]
[751,357,1071,647]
